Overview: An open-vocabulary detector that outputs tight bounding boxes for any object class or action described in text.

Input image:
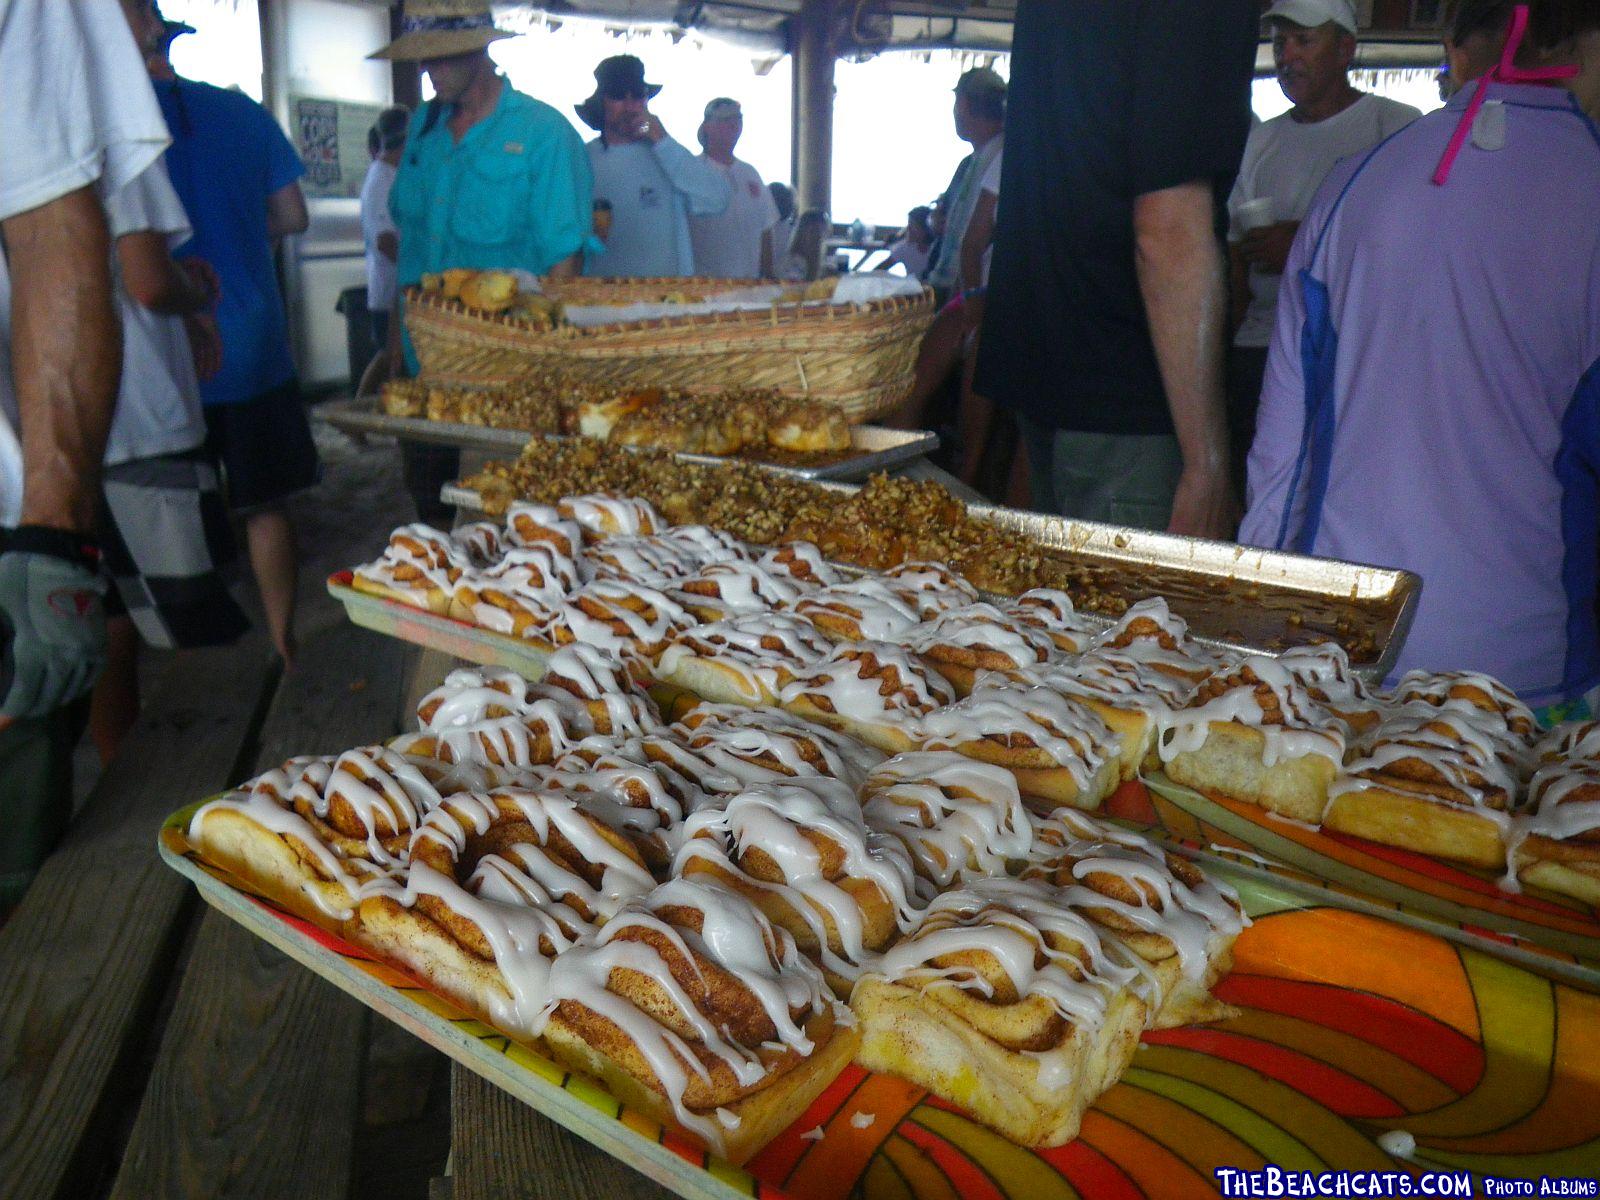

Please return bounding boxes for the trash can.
[335,285,374,392]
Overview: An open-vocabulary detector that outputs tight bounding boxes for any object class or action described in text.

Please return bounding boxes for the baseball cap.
[703,97,742,122]
[1263,0,1359,35]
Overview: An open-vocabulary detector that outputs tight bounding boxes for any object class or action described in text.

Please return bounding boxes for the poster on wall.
[293,95,386,199]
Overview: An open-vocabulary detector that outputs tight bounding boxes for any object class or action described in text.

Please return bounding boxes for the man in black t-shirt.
[975,0,1257,537]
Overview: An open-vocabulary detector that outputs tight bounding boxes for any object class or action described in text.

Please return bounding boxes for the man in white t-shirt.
[689,98,779,280]
[360,105,409,348]
[1225,0,1420,493]
[0,0,174,906]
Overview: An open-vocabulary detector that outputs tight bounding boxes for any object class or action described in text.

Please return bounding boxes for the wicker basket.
[403,277,935,423]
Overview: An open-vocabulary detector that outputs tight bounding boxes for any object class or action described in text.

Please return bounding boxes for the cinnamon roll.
[534,643,662,739]
[674,778,917,993]
[919,681,1123,811]
[1510,735,1600,902]
[450,545,579,640]
[558,494,661,539]
[549,580,697,669]
[673,703,884,792]
[359,788,656,1038]
[778,641,956,754]
[351,524,467,614]
[504,501,586,561]
[758,541,842,589]
[536,877,857,1164]
[906,602,1059,695]
[852,875,1155,1149]
[1088,598,1218,685]
[860,750,1033,894]
[654,612,834,707]
[1004,588,1100,655]
[1158,656,1348,823]
[791,577,923,643]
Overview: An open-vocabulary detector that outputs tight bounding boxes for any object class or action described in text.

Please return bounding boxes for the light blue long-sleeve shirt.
[585,135,730,277]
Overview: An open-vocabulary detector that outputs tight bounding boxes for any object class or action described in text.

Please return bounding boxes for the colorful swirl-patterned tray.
[1106,776,1600,988]
[159,803,1600,1199]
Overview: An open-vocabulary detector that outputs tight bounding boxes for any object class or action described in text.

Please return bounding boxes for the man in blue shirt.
[577,55,729,278]
[373,0,593,521]
[144,0,316,668]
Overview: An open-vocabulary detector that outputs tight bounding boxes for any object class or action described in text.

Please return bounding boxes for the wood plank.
[449,1064,673,1200]
[0,634,278,1200]
[110,623,408,1200]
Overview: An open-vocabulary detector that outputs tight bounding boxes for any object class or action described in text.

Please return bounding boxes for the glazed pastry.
[1277,643,1382,736]
[359,788,656,1039]
[792,577,923,643]
[450,545,579,639]
[451,521,505,568]
[880,560,981,617]
[920,680,1123,811]
[550,580,696,668]
[1391,669,1539,745]
[1088,598,1218,684]
[1321,701,1529,868]
[1004,588,1100,655]
[1158,656,1348,823]
[859,750,1033,895]
[187,745,493,931]
[394,684,594,769]
[536,877,858,1164]
[1023,808,1245,1028]
[906,602,1058,695]
[778,641,956,754]
[852,875,1155,1149]
[588,533,706,586]
[351,524,467,614]
[415,665,543,731]
[758,541,843,589]
[534,643,662,739]
[558,494,662,539]
[1017,650,1197,781]
[504,501,586,561]
[674,778,917,993]
[1510,740,1600,902]
[654,612,834,707]
[676,559,807,619]
[672,703,884,792]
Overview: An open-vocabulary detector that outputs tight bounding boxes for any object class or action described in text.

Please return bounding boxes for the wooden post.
[790,0,836,218]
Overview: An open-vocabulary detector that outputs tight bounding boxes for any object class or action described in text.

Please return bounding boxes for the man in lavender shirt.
[1239,0,1600,710]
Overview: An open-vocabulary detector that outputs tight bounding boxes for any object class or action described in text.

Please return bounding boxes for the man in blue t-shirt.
[139,0,318,668]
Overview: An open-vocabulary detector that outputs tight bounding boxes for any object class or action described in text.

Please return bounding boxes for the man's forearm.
[546,251,581,280]
[4,187,121,532]
[1134,182,1229,480]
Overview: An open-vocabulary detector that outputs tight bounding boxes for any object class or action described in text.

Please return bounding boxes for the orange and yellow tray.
[160,802,1600,1200]
[1105,776,1600,987]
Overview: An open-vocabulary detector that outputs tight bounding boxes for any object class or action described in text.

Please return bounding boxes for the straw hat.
[369,0,515,62]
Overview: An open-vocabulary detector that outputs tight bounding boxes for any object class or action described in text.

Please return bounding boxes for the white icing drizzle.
[792,579,924,642]
[534,877,836,1156]
[1391,669,1538,745]
[678,704,883,785]
[921,682,1120,788]
[559,494,661,538]
[1005,589,1099,653]
[589,534,706,586]
[1025,808,1246,980]
[865,875,1157,1025]
[1021,649,1198,718]
[656,613,832,703]
[556,580,695,662]
[880,561,980,616]
[451,521,505,567]
[1158,655,1346,770]
[674,778,919,979]
[1536,721,1600,764]
[758,541,842,588]
[504,502,586,563]
[1089,597,1217,681]
[353,524,465,601]
[779,641,956,723]
[536,643,662,739]
[906,602,1057,671]
[395,693,594,769]
[861,751,1033,892]
[418,666,540,732]
[680,560,806,613]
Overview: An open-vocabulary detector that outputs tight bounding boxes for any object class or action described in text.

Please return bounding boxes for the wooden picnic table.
[0,440,968,1200]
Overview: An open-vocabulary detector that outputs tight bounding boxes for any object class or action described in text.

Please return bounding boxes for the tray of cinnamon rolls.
[332,491,1600,985]
[159,629,1600,1193]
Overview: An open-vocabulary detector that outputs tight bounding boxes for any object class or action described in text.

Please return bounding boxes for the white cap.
[1263,0,1359,34]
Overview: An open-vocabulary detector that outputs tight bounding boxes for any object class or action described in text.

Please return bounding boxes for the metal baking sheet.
[318,397,939,482]
[439,479,1419,679]
[161,803,1600,1197]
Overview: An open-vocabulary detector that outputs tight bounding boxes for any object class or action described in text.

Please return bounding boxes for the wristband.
[1,524,102,571]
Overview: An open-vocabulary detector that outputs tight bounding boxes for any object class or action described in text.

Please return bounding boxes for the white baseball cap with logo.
[1262,0,1359,34]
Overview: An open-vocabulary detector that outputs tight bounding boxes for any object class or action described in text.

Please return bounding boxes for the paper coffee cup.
[1236,196,1276,232]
